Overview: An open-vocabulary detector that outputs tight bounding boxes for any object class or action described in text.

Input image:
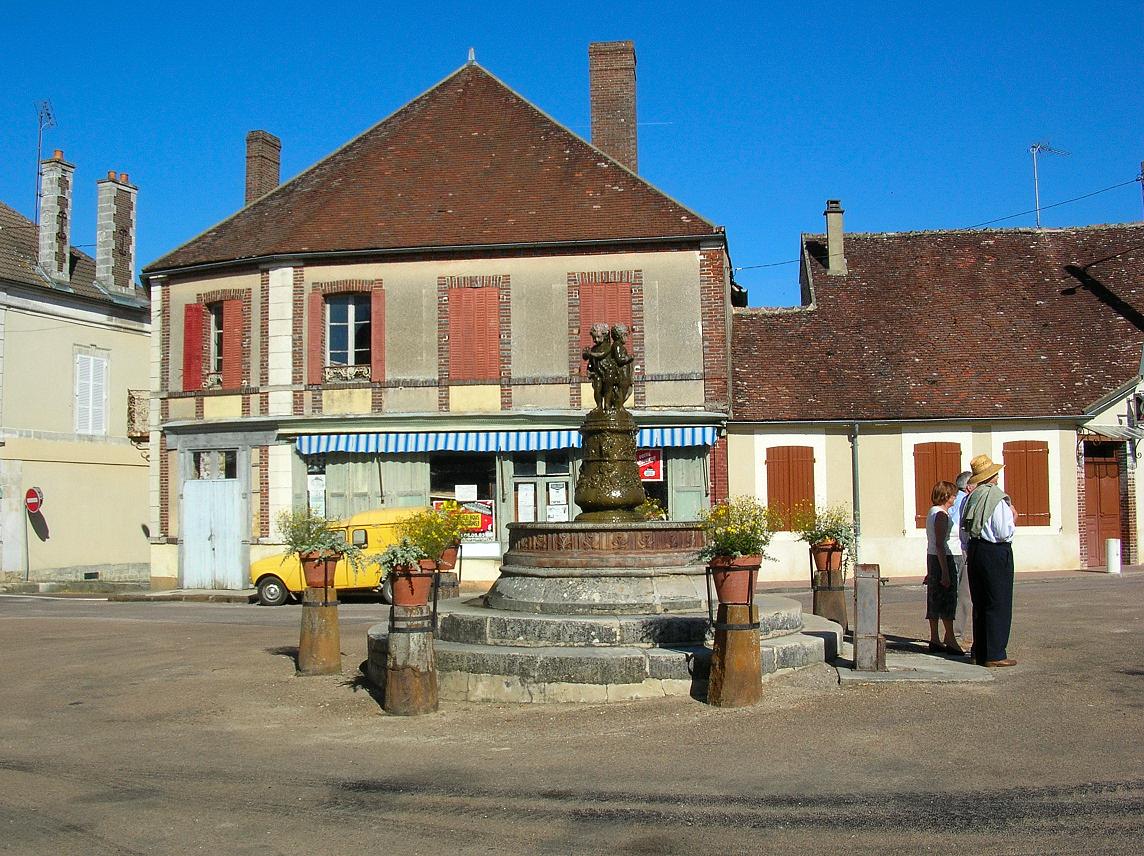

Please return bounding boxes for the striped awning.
[295,426,717,456]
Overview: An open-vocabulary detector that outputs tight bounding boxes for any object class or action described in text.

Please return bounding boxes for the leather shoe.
[984,659,1017,668]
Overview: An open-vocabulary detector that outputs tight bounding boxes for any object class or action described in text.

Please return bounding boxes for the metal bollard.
[853,563,886,671]
[297,584,341,676]
[1106,539,1122,575]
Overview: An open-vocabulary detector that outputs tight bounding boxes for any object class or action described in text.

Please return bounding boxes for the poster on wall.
[307,474,327,517]
[637,449,663,482]
[517,483,537,523]
[436,498,496,541]
[545,503,569,522]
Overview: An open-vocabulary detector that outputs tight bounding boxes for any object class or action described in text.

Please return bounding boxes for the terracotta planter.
[810,540,843,573]
[389,562,437,607]
[707,555,762,604]
[437,544,459,571]
[300,552,339,588]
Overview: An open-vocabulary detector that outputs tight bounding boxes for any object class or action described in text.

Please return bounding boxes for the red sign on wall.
[637,449,663,482]
[25,487,43,514]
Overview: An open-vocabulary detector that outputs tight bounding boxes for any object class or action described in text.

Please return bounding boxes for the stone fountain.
[367,323,839,703]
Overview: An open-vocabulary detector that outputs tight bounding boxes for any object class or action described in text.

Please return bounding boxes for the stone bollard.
[383,604,438,715]
[707,603,762,707]
[297,584,341,676]
[853,563,886,671]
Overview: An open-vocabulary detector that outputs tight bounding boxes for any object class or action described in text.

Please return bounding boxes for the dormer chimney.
[824,199,847,276]
[245,130,281,204]
[589,41,637,173]
[96,171,137,292]
[38,150,74,284]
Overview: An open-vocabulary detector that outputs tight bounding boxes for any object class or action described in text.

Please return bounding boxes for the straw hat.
[968,454,1004,486]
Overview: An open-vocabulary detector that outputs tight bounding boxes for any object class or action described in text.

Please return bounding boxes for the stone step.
[435,594,804,648]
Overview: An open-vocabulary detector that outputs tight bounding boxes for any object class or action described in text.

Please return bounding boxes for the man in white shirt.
[960,454,1016,667]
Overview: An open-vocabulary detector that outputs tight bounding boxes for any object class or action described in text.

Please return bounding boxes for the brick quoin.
[567,274,581,409]
[1076,449,1088,567]
[1118,446,1136,565]
[159,434,169,536]
[499,277,512,409]
[699,247,730,410]
[258,445,270,539]
[259,269,270,389]
[159,280,170,393]
[292,267,305,414]
[437,277,450,411]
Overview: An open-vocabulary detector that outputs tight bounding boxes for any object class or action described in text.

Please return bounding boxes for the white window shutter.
[91,356,107,435]
[75,354,92,434]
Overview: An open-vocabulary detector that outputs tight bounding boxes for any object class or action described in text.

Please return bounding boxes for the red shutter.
[913,442,961,527]
[765,446,815,531]
[579,282,634,357]
[307,291,324,386]
[1004,440,1050,526]
[182,303,206,391]
[221,299,244,389]
[370,284,385,382]
[449,287,499,381]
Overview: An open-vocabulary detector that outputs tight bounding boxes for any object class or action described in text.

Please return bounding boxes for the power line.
[733,175,1144,273]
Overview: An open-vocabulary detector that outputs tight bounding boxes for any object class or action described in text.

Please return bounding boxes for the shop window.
[448,287,499,381]
[1003,440,1051,526]
[913,441,962,527]
[765,446,814,531]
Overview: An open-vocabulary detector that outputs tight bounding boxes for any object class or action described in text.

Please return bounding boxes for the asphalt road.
[0,572,1141,855]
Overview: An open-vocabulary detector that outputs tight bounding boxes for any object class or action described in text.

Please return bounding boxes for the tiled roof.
[0,200,146,309]
[732,223,1144,421]
[146,63,718,273]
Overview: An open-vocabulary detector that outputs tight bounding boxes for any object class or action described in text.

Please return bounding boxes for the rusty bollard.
[707,603,762,707]
[297,584,341,676]
[383,603,438,715]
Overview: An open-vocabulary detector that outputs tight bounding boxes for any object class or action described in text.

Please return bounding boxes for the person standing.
[950,471,974,646]
[925,481,964,655]
[961,454,1016,667]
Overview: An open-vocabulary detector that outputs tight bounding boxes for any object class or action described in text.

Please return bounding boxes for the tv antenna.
[1029,141,1069,228]
[34,100,56,226]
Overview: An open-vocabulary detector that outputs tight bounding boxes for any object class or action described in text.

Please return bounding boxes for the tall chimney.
[96,171,137,292]
[589,41,637,173]
[245,130,281,204]
[38,150,75,284]
[824,199,847,276]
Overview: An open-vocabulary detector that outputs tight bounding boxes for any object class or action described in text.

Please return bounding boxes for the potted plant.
[791,503,856,581]
[428,501,470,570]
[635,497,668,521]
[374,537,433,607]
[276,508,366,589]
[697,496,779,604]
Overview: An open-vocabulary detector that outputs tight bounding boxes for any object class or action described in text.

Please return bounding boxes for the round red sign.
[25,487,43,514]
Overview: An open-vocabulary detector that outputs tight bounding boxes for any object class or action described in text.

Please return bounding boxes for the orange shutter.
[579,282,633,358]
[449,287,499,381]
[221,299,244,389]
[914,442,961,527]
[182,303,206,391]
[765,446,815,531]
[1003,441,1050,525]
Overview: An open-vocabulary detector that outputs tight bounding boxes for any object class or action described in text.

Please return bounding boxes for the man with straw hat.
[960,454,1017,667]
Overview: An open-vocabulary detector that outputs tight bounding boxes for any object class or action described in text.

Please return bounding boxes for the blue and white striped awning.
[295,426,717,456]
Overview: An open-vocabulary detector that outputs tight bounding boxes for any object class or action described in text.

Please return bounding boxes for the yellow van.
[250,506,425,605]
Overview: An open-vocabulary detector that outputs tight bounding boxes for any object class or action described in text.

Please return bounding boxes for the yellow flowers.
[698,496,780,561]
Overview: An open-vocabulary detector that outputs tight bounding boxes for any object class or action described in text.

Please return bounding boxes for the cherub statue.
[582,323,613,410]
[608,324,634,410]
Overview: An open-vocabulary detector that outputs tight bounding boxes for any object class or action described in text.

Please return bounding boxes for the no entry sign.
[24,487,43,514]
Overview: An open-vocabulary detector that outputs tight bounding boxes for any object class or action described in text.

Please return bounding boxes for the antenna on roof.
[467,47,476,65]
[34,100,56,226]
[1029,141,1069,228]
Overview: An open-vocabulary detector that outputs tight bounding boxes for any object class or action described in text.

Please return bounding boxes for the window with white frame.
[327,293,371,366]
[208,303,225,374]
[75,349,108,435]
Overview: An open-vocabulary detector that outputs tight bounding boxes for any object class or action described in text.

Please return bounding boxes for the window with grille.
[913,441,962,527]
[75,349,108,436]
[765,446,815,530]
[1003,440,1050,526]
[326,293,371,367]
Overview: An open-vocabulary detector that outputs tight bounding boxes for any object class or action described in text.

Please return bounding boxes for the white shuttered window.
[75,351,108,435]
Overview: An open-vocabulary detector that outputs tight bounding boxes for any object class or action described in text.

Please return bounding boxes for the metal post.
[853,563,886,671]
[297,581,341,676]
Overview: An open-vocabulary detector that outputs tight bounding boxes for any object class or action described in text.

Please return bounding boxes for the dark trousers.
[966,539,1014,664]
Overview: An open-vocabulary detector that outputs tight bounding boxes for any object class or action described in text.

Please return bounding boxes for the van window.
[351,529,368,547]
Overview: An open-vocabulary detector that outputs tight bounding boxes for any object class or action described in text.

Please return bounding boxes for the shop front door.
[1084,450,1121,568]
[181,449,245,590]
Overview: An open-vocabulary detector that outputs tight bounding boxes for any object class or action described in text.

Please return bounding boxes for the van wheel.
[257,576,290,606]
[380,575,393,605]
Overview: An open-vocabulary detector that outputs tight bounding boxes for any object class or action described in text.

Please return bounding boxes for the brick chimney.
[38,150,75,284]
[96,170,137,292]
[824,199,847,276]
[589,41,637,173]
[245,130,281,204]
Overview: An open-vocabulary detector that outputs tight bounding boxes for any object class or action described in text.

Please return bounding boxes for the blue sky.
[2,1,1140,306]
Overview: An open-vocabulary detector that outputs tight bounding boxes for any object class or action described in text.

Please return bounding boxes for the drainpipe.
[849,423,861,565]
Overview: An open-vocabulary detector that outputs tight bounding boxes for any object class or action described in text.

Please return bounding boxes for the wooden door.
[1084,454,1121,568]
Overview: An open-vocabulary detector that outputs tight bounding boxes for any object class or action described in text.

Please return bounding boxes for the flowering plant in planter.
[398,504,469,563]
[790,502,856,576]
[697,497,780,605]
[373,537,434,607]
[373,537,429,576]
[276,507,366,587]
